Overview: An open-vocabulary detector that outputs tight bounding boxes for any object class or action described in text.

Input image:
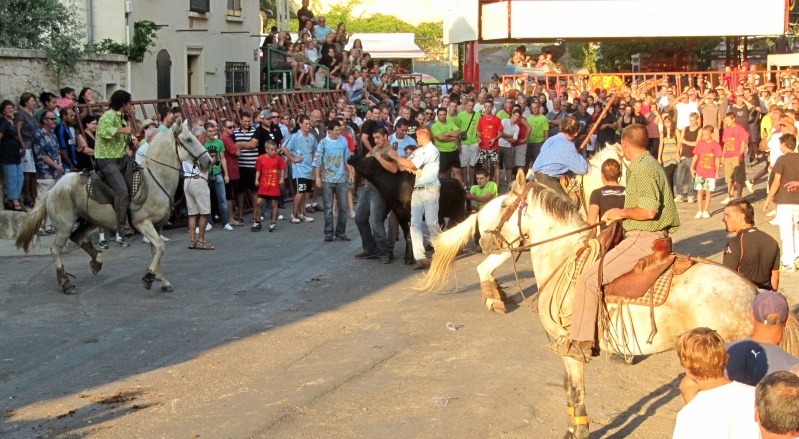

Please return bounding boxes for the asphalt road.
[0,179,796,439]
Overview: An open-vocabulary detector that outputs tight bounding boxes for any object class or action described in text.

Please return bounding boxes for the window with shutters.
[225,62,249,93]
[227,0,241,16]
[189,0,210,13]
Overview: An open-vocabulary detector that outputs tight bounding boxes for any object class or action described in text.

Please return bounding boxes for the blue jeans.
[355,186,387,256]
[322,181,349,237]
[208,173,228,226]
[349,89,366,104]
[2,162,24,202]
[674,159,695,198]
[411,185,441,260]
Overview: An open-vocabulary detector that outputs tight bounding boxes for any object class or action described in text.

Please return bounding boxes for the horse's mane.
[530,183,584,224]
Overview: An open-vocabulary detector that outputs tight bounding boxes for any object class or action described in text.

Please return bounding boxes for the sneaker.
[277,214,285,221]
[350,211,356,219]
[290,214,301,224]
[355,251,378,259]
[336,234,351,241]
[694,211,703,219]
[381,256,392,265]
[205,223,212,231]
[313,204,324,213]
[98,240,109,249]
[250,222,262,232]
[324,235,334,242]
[702,211,711,219]
[686,196,694,203]
[674,195,683,203]
[413,258,430,270]
[269,223,276,232]
[745,180,754,194]
[299,214,314,222]
[115,237,130,247]
[223,223,234,231]
[720,197,731,205]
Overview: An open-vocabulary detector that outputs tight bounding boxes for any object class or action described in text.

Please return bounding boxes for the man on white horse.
[531,116,589,198]
[550,124,680,362]
[95,90,137,246]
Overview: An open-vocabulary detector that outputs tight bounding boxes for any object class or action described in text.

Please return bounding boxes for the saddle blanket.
[86,170,144,205]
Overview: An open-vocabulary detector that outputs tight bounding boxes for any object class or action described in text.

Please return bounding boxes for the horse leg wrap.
[570,404,589,439]
[481,281,507,314]
[56,267,76,295]
[81,241,103,275]
[142,272,156,290]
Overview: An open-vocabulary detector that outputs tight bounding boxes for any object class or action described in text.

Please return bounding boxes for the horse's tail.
[417,212,478,291]
[780,313,799,358]
[15,194,48,253]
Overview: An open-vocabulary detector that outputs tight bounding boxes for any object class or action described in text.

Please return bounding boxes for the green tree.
[0,0,86,81]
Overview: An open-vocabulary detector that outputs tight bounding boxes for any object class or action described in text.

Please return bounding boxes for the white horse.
[422,177,799,438]
[16,122,213,294]
[421,145,626,313]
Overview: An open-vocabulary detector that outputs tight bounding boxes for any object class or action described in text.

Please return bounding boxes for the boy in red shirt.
[691,126,723,219]
[253,141,286,232]
[476,100,503,183]
[720,113,749,205]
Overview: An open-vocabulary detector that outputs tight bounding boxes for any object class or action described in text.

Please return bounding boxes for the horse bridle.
[137,130,211,208]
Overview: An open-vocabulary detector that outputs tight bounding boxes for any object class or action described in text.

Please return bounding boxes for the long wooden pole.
[577,89,622,150]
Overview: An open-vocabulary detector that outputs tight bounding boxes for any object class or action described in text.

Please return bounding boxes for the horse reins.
[137,130,211,209]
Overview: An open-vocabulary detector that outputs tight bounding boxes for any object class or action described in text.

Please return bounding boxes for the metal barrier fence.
[71,90,347,136]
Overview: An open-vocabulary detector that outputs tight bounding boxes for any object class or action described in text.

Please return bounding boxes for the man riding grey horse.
[94,90,138,246]
[549,124,680,362]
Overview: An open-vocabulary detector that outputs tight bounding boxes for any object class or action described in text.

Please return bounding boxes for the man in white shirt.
[672,327,760,439]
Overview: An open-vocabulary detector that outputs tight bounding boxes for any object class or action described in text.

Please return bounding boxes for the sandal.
[188,240,196,249]
[196,241,215,250]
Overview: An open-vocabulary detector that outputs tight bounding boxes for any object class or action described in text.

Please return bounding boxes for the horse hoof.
[161,285,174,293]
[90,261,102,275]
[62,284,76,295]
[142,272,155,290]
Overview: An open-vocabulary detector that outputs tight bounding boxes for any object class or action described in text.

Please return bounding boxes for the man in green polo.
[457,98,480,186]
[550,124,680,362]
[431,107,462,185]
[95,90,137,245]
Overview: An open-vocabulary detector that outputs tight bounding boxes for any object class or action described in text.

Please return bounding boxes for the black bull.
[347,154,466,264]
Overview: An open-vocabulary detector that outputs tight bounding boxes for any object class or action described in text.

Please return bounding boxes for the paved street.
[1,173,797,438]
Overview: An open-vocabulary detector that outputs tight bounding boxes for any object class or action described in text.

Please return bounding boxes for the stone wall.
[0,48,128,103]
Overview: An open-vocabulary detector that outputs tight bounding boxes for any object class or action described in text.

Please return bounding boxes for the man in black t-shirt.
[296,0,314,31]
[359,107,379,153]
[722,199,780,289]
[255,110,284,155]
[587,158,625,230]
[594,103,618,150]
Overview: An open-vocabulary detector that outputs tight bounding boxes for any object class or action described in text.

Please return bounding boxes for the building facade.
[86,0,260,100]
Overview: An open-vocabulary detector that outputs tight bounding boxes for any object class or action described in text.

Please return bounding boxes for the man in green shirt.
[95,90,137,244]
[457,98,480,186]
[203,122,231,229]
[550,124,680,362]
[466,168,497,212]
[525,101,549,170]
[431,107,463,185]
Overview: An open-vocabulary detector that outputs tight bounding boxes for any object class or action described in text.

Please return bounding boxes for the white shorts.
[459,143,479,167]
[184,178,211,215]
[514,144,527,167]
[22,149,35,173]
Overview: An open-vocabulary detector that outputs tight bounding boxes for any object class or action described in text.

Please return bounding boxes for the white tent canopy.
[344,33,425,59]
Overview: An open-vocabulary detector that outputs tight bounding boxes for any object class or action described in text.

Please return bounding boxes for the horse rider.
[549,124,680,362]
[531,116,589,198]
[95,90,137,246]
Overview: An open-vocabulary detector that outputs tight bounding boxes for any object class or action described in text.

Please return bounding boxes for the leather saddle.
[86,157,145,205]
[604,237,676,299]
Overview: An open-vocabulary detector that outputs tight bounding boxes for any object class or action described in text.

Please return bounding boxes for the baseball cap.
[259,109,272,119]
[753,291,789,325]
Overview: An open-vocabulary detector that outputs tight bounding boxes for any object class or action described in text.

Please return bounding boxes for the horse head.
[173,121,213,171]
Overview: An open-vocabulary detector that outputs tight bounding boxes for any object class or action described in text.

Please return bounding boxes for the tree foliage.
[87,21,159,63]
[0,0,86,81]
